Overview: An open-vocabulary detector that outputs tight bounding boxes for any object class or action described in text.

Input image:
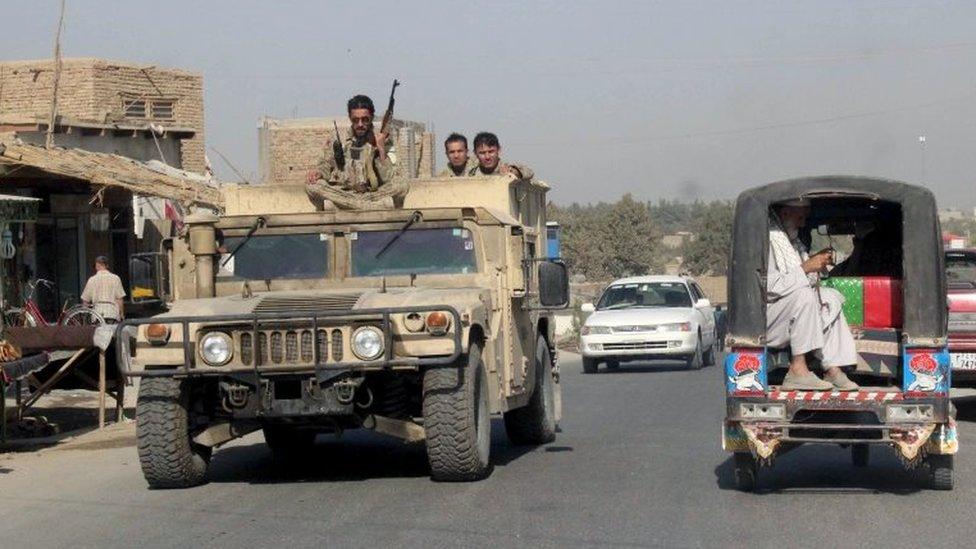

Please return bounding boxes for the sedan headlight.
[658,322,692,332]
[351,326,385,360]
[581,325,612,335]
[199,332,232,366]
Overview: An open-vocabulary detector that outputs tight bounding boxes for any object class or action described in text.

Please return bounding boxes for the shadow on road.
[713,446,925,495]
[207,418,548,484]
[953,396,976,422]
[594,360,705,374]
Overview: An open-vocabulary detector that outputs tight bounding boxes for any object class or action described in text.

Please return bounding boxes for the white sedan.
[579,275,718,373]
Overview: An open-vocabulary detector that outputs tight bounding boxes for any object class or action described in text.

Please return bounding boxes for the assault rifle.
[332,121,345,171]
[378,79,400,137]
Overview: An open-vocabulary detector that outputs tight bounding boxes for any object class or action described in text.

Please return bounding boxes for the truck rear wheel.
[928,454,953,490]
[504,337,557,445]
[423,344,492,481]
[136,377,211,489]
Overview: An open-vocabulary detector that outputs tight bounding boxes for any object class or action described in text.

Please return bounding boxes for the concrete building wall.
[0,58,204,172]
[259,116,435,185]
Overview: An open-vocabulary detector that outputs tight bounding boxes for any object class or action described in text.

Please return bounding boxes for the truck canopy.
[727,176,946,347]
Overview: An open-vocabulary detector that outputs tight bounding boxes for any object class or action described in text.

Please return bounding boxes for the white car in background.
[579,275,718,373]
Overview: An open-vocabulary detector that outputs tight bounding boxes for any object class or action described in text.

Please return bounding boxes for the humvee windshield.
[351,227,477,277]
[218,233,329,280]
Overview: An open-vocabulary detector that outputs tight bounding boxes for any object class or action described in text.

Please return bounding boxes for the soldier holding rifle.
[307,81,407,209]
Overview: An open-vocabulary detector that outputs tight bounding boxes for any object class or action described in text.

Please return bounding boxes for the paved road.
[2,353,975,548]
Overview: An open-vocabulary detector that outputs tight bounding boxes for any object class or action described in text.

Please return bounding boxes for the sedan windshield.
[597,282,692,310]
[218,233,329,280]
[351,227,477,277]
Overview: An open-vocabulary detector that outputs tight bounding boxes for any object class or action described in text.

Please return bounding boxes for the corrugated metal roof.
[0,139,222,208]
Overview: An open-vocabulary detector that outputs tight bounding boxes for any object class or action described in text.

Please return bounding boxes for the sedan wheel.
[687,336,703,370]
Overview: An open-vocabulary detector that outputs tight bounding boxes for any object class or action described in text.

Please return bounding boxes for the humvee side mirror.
[129,252,169,303]
[537,260,569,308]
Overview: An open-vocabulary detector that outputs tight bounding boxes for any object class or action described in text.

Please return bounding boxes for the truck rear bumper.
[723,391,957,461]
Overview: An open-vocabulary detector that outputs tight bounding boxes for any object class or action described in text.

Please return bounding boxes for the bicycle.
[3,278,105,327]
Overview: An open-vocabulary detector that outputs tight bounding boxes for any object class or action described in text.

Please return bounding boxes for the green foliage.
[682,201,733,276]
[549,196,733,281]
[550,194,661,280]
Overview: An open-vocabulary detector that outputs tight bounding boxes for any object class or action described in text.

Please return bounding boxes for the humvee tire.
[423,344,492,481]
[504,337,557,445]
[136,377,211,489]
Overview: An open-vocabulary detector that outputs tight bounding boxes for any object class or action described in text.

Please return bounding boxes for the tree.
[682,201,733,276]
[550,195,662,280]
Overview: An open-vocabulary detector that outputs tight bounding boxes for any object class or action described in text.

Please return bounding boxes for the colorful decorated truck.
[723,177,956,491]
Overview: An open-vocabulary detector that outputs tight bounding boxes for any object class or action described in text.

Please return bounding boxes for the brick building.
[0,58,205,172]
[258,116,435,185]
[0,58,215,317]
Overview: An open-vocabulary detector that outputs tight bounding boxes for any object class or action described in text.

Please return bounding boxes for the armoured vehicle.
[120,175,569,488]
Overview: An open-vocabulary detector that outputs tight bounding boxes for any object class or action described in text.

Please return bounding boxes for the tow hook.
[219,381,251,411]
[333,378,364,405]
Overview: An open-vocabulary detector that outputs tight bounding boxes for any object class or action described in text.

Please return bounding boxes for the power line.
[512,91,975,147]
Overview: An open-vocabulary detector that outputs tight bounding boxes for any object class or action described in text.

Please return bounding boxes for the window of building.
[121,97,176,120]
[150,99,175,120]
[123,99,147,118]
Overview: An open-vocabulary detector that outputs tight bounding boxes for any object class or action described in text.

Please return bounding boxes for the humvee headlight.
[351,326,384,360]
[199,332,233,366]
[425,311,451,336]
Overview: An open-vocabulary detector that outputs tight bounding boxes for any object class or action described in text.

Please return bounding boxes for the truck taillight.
[725,348,767,396]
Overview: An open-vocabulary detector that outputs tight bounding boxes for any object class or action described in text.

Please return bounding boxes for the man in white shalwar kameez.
[767,200,859,391]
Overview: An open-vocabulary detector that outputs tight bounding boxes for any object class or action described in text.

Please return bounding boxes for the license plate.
[951,353,976,370]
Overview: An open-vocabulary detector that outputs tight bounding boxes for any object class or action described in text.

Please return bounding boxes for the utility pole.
[45,0,67,149]
[918,135,927,183]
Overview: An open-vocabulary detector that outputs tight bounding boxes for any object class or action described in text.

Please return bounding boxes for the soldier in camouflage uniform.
[438,132,478,177]
[306,95,407,209]
[468,132,534,180]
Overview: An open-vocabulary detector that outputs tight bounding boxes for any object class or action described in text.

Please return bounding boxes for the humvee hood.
[157,287,488,318]
[355,287,488,311]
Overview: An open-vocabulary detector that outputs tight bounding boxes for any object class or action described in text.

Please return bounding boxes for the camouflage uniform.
[316,128,397,192]
[467,162,534,180]
[438,158,478,178]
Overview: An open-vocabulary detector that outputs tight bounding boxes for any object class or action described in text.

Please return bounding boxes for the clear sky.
[5,1,976,207]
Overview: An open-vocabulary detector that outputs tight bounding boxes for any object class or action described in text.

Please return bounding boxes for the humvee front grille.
[300,330,313,362]
[331,329,343,361]
[240,332,253,365]
[286,331,298,362]
[237,328,343,366]
[270,332,283,363]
